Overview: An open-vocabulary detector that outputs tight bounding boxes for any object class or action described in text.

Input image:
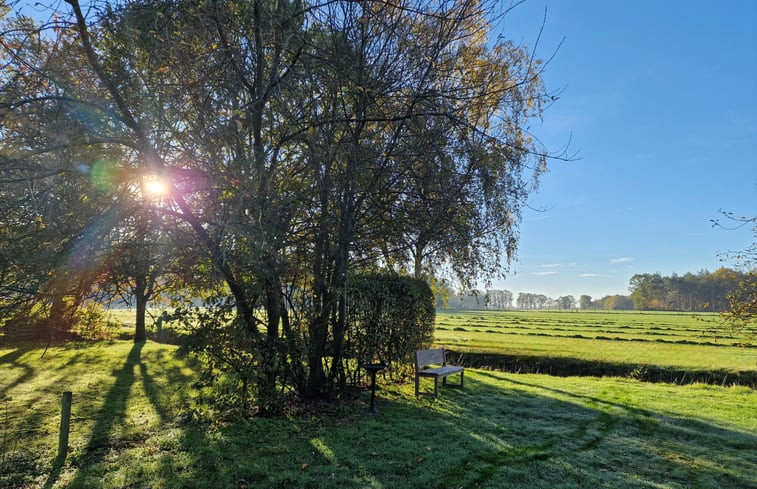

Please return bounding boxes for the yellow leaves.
[412,446,433,463]
[157,66,170,74]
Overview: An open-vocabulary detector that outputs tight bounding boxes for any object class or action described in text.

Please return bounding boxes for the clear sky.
[485,0,757,300]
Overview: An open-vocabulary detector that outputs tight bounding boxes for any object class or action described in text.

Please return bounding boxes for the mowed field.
[434,310,757,378]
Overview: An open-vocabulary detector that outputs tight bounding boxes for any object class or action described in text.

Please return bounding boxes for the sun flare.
[143,177,167,197]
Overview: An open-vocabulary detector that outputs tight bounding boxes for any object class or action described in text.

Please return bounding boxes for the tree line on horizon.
[435,267,750,312]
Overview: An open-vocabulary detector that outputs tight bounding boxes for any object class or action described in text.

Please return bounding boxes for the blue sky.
[489,0,757,299]
[13,1,755,300]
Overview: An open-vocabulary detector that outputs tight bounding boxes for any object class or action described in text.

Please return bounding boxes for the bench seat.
[417,365,464,378]
[415,348,464,397]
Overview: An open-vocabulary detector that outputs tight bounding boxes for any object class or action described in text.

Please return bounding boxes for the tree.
[628,269,744,312]
[629,273,665,310]
[602,295,633,310]
[97,188,192,342]
[2,0,558,411]
[516,292,528,309]
[714,212,756,342]
[579,294,592,310]
[557,295,576,310]
[0,9,127,335]
[485,289,513,310]
[722,272,756,343]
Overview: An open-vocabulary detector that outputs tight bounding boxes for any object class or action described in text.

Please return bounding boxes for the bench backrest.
[415,348,446,369]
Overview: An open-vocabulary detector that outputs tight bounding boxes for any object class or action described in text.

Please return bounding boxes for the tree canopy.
[1,0,558,412]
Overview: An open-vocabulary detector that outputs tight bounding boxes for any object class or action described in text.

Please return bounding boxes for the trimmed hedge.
[345,274,434,378]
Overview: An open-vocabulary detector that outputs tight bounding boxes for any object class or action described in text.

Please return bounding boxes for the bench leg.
[434,377,439,397]
[415,375,420,396]
[442,372,464,389]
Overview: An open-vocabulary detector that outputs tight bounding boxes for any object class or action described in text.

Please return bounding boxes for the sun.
[142,176,167,197]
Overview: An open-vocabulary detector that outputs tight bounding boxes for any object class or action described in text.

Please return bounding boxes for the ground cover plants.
[2,309,756,488]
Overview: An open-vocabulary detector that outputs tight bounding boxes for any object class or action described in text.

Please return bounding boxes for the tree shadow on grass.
[442,371,757,489]
[35,366,757,489]
[0,345,37,400]
[175,373,754,489]
[41,342,145,488]
[41,341,195,488]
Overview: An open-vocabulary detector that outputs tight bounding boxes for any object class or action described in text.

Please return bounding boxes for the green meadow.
[435,310,756,383]
[1,310,756,488]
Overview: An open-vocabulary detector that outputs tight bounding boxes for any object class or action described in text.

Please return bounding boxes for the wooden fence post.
[57,391,72,459]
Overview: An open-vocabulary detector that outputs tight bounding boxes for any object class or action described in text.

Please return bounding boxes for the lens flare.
[142,176,168,198]
[144,179,166,196]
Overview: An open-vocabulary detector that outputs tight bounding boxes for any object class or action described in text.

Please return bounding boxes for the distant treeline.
[436,289,628,311]
[436,267,749,312]
[437,288,580,310]
[628,268,748,312]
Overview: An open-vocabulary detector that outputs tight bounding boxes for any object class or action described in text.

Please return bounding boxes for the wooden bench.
[415,348,464,397]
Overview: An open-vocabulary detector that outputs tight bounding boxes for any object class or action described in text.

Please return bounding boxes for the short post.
[360,363,386,414]
[58,391,72,459]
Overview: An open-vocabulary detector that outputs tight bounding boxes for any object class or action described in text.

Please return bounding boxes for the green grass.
[434,310,757,374]
[1,340,756,488]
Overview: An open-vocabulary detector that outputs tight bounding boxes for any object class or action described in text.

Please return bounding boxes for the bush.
[170,296,261,414]
[344,274,435,380]
[75,302,120,340]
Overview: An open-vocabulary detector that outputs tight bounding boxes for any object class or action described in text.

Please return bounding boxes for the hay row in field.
[443,349,757,388]
[435,326,747,347]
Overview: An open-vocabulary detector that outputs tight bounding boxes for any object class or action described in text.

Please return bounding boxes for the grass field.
[1,340,755,489]
[2,310,755,488]
[434,310,757,383]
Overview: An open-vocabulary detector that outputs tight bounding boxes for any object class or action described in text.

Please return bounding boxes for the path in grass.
[1,340,756,488]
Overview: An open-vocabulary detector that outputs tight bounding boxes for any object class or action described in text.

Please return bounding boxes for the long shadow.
[40,342,198,488]
[0,346,30,364]
[0,346,37,400]
[137,374,757,489]
[43,342,145,489]
[138,348,195,424]
[488,370,757,438]
[313,375,757,489]
[35,361,757,488]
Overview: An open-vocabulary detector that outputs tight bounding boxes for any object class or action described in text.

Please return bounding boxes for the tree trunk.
[258,278,282,415]
[329,202,352,387]
[134,275,147,343]
[413,240,427,280]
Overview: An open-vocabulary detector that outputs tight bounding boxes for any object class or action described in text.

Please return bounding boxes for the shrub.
[344,274,435,380]
[171,296,261,414]
[74,301,120,340]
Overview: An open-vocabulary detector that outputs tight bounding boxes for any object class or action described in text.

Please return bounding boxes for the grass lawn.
[2,340,756,488]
